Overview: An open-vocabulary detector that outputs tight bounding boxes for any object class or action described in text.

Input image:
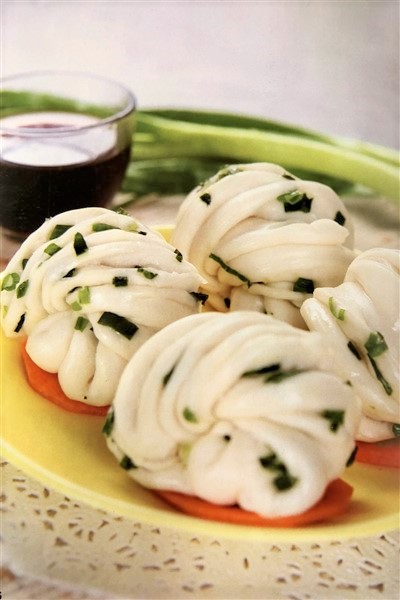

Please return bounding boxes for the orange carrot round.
[156,479,353,527]
[21,341,109,416]
[356,439,400,468]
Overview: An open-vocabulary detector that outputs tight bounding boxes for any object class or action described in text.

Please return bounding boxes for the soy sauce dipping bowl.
[0,71,136,239]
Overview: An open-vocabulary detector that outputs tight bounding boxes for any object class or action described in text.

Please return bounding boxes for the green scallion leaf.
[14,313,26,333]
[174,248,183,262]
[200,192,211,205]
[92,222,119,232]
[113,276,128,287]
[329,296,346,321]
[1,272,20,291]
[21,258,29,270]
[364,331,388,358]
[321,409,345,432]
[190,291,209,304]
[98,311,138,340]
[75,316,89,331]
[368,356,393,395]
[334,211,346,226]
[209,253,252,286]
[71,301,82,311]
[44,243,62,257]
[243,363,280,378]
[392,424,400,437]
[348,340,361,360]
[16,280,29,298]
[49,224,72,240]
[78,286,90,305]
[183,407,198,423]
[136,267,158,280]
[102,408,115,437]
[120,455,137,470]
[276,190,313,213]
[293,277,314,294]
[73,232,88,256]
[259,452,298,491]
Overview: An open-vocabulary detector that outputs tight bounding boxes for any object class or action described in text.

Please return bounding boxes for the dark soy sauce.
[0,112,131,237]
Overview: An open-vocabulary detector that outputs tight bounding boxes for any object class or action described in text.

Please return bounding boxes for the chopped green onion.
[49,224,71,240]
[183,407,198,423]
[346,446,358,467]
[16,280,29,298]
[392,424,400,437]
[243,363,280,378]
[209,253,252,286]
[348,340,361,360]
[174,248,183,262]
[120,455,137,470]
[136,267,158,280]
[200,192,211,205]
[14,313,26,333]
[190,291,209,304]
[259,452,297,491]
[78,286,91,305]
[113,276,128,287]
[367,356,392,395]
[364,331,388,358]
[98,311,138,340]
[334,211,346,226]
[73,232,88,256]
[178,443,192,467]
[1,272,20,291]
[293,277,314,294]
[265,368,302,383]
[92,222,118,232]
[21,258,29,270]
[329,296,346,321]
[63,268,76,278]
[163,365,175,386]
[102,409,115,437]
[44,243,62,257]
[321,409,345,432]
[276,190,313,213]
[75,316,89,331]
[70,301,82,311]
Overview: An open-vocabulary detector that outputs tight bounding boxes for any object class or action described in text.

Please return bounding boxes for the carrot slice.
[356,439,400,468]
[21,341,109,416]
[156,479,353,527]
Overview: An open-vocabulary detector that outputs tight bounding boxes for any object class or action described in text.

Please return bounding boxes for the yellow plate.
[1,330,399,542]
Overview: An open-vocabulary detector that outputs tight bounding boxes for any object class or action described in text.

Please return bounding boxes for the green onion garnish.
[293,277,314,294]
[75,316,89,331]
[49,224,71,240]
[16,280,29,298]
[78,286,90,305]
[276,190,313,212]
[329,296,346,321]
[174,248,183,262]
[136,267,158,280]
[113,276,128,287]
[14,313,25,333]
[120,455,137,470]
[92,223,118,232]
[44,243,62,257]
[259,452,298,491]
[209,253,252,286]
[1,272,20,291]
[367,356,392,395]
[97,311,138,340]
[73,232,88,256]
[321,409,345,432]
[200,192,211,205]
[364,331,388,358]
[183,407,198,423]
[392,424,400,437]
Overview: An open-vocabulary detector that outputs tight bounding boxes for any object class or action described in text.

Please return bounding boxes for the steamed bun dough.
[105,311,361,518]
[172,163,355,328]
[1,207,204,406]
[301,248,400,442]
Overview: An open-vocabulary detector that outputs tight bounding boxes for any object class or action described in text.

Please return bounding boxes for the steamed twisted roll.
[105,311,361,518]
[1,207,204,406]
[301,248,400,442]
[172,163,355,328]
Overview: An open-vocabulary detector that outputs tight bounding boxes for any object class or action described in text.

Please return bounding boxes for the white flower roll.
[105,311,361,518]
[172,163,355,327]
[1,207,205,406]
[301,248,400,442]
